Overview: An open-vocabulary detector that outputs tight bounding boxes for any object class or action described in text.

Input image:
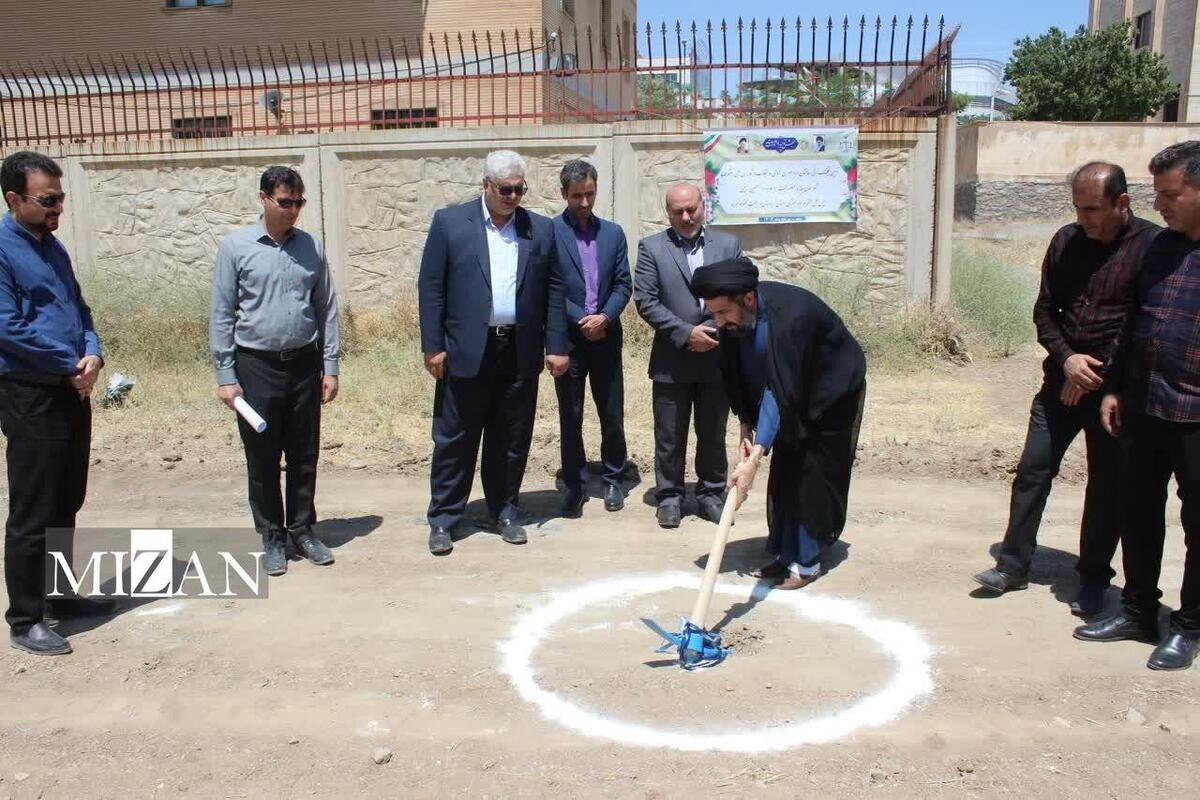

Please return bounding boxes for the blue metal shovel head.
[641,617,730,670]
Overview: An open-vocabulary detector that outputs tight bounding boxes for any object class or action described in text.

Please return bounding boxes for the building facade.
[0,0,636,144]
[1089,0,1200,122]
[0,1,634,63]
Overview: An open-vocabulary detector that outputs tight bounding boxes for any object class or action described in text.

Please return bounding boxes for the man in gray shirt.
[210,166,340,576]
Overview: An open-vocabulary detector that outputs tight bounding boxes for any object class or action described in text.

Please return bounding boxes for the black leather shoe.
[972,568,1029,594]
[296,535,334,566]
[697,498,725,524]
[263,538,288,576]
[428,526,453,556]
[1148,633,1200,671]
[656,504,681,529]
[1073,612,1160,643]
[498,518,527,545]
[10,622,72,656]
[604,484,624,512]
[561,489,586,519]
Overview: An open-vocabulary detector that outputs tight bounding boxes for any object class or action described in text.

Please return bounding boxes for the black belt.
[236,342,319,361]
[488,325,516,338]
[0,370,73,387]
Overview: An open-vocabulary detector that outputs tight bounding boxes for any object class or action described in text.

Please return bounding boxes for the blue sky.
[636,1,1086,63]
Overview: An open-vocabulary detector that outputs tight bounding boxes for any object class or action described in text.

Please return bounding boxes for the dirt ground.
[0,353,1196,799]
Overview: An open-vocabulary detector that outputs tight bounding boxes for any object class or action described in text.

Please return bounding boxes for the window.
[559,0,575,18]
[370,108,438,130]
[1133,11,1152,49]
[166,0,229,7]
[171,115,232,138]
[1163,97,1179,123]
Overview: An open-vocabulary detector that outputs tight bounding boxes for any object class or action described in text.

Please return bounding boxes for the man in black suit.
[418,150,569,555]
[552,159,632,517]
[634,183,742,528]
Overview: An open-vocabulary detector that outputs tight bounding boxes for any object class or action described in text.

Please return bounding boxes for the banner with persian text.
[702,127,859,225]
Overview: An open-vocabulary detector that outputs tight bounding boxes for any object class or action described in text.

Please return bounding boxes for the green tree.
[637,75,689,114]
[741,70,869,111]
[1004,22,1177,121]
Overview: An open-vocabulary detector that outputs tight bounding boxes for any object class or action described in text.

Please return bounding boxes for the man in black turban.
[692,257,866,589]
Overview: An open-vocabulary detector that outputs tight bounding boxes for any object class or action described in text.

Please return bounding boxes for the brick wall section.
[0,0,546,63]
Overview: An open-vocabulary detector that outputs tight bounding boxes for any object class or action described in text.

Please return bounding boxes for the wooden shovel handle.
[688,491,739,627]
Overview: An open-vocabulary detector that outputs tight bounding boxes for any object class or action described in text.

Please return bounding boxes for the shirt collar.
[563,210,597,235]
[669,226,704,250]
[2,212,50,245]
[1111,214,1136,243]
[481,194,516,232]
[255,217,294,246]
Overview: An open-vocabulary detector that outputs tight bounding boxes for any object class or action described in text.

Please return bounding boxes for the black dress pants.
[0,377,91,633]
[427,332,538,528]
[235,346,322,544]
[651,379,729,507]
[1119,413,1200,635]
[996,383,1122,587]
[554,332,627,491]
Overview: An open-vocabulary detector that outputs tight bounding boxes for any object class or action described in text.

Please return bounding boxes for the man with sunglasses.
[210,166,340,577]
[419,150,569,555]
[0,151,104,656]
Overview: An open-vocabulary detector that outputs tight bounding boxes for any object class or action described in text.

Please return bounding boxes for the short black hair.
[1070,161,1128,202]
[259,165,304,195]
[1149,141,1200,189]
[559,159,598,190]
[1,151,62,198]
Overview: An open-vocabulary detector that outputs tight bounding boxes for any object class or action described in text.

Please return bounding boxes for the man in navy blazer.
[552,159,632,517]
[418,150,569,556]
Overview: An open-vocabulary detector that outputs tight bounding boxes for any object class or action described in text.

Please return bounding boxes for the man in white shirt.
[418,151,569,555]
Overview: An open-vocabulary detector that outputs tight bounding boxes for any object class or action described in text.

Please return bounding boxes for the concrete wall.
[955,120,1200,223]
[7,117,949,311]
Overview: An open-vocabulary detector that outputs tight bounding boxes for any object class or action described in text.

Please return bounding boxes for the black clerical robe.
[718,281,867,547]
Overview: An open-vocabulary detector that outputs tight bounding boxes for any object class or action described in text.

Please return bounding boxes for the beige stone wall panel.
[9,120,943,313]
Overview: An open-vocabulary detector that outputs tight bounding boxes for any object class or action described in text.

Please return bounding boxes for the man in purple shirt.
[551,160,632,517]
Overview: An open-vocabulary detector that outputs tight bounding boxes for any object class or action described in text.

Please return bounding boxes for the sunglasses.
[491,182,528,197]
[267,195,306,210]
[22,192,66,208]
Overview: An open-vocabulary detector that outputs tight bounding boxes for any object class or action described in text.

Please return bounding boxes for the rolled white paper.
[233,396,267,433]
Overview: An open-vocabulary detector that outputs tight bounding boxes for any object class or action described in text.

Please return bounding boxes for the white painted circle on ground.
[499,572,935,753]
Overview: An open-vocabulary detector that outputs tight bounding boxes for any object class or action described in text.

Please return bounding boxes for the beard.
[723,314,757,339]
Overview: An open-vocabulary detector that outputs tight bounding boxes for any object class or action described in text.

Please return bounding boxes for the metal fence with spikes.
[0,16,956,147]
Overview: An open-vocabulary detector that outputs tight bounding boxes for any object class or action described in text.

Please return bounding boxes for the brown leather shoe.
[778,571,821,590]
[752,561,788,580]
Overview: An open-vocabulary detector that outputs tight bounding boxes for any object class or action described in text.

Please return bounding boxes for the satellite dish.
[258,89,285,120]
